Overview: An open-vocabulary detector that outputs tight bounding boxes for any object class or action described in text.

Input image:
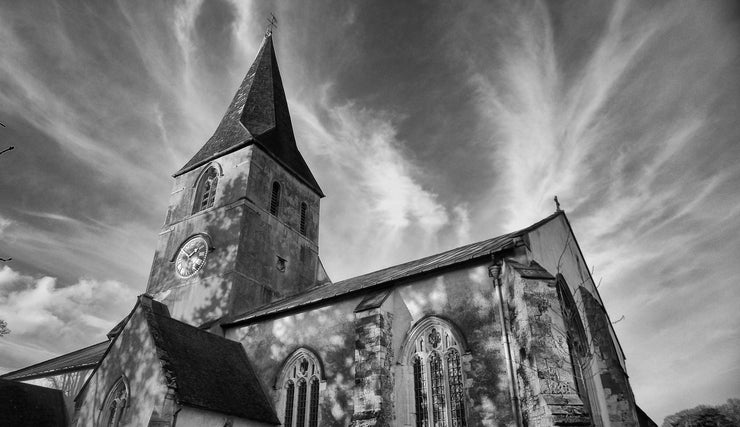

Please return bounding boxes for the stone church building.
[1,34,656,427]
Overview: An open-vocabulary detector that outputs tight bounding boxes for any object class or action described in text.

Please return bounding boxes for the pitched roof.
[143,299,279,424]
[0,340,109,381]
[224,212,563,326]
[175,34,323,197]
[0,379,68,426]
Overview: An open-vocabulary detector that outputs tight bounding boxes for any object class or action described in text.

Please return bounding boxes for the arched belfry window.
[193,165,219,213]
[278,348,323,427]
[99,376,128,427]
[403,317,468,427]
[270,181,281,216]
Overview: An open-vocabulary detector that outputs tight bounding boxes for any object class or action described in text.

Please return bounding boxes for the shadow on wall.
[234,302,356,427]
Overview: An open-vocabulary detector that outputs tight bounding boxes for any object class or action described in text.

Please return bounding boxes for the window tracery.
[279,348,323,427]
[99,376,128,427]
[406,318,468,427]
[193,165,219,213]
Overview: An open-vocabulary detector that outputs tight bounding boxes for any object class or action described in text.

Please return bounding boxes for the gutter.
[489,260,522,427]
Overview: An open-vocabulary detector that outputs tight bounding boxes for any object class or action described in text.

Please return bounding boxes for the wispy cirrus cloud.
[291,100,459,279]
[458,0,740,418]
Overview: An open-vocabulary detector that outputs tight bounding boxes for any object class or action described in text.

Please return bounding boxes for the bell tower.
[145,34,325,326]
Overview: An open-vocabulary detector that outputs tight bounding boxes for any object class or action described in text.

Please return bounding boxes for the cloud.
[290,100,456,279]
[0,215,12,237]
[0,265,138,372]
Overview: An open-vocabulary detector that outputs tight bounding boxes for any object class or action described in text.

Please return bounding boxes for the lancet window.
[193,165,219,213]
[279,348,323,427]
[406,318,467,427]
[99,376,128,427]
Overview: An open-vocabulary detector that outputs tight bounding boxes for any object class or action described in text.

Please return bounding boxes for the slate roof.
[0,340,109,381]
[143,300,280,424]
[175,34,323,197]
[225,212,563,326]
[0,379,68,426]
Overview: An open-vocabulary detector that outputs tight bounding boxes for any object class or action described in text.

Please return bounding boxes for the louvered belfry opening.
[299,202,308,235]
[270,181,281,216]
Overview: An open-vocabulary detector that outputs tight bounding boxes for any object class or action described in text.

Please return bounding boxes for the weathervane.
[554,195,562,212]
[265,14,278,37]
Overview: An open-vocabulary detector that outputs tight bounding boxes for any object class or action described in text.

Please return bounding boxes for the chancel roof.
[224,212,563,326]
[143,297,280,424]
[68,296,279,424]
[0,340,109,381]
[175,34,323,197]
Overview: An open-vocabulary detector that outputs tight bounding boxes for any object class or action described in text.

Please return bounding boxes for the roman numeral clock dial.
[175,236,209,278]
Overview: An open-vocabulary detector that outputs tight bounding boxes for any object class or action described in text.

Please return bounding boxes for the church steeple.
[175,34,323,197]
[146,33,325,326]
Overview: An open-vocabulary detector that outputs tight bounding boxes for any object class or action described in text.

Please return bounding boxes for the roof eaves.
[559,212,628,362]
[0,340,110,381]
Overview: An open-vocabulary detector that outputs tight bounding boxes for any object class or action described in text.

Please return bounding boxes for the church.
[1,33,656,427]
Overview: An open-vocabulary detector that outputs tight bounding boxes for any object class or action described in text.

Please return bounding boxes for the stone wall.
[502,259,590,426]
[350,309,394,426]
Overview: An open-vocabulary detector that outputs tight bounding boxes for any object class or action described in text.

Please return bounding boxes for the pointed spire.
[175,34,323,197]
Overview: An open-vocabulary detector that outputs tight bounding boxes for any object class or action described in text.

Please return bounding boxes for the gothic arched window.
[270,181,281,216]
[278,348,323,427]
[193,165,219,213]
[99,376,128,427]
[405,318,468,427]
[556,276,595,422]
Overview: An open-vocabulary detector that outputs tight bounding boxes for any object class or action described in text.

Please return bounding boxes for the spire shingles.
[175,35,323,197]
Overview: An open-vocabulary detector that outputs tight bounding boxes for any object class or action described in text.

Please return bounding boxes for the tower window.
[300,202,308,235]
[405,319,468,427]
[270,181,281,216]
[279,348,323,427]
[193,166,219,214]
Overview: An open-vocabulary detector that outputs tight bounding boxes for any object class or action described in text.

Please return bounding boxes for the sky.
[0,0,739,422]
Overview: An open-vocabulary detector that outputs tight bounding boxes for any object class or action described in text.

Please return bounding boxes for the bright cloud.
[0,265,138,372]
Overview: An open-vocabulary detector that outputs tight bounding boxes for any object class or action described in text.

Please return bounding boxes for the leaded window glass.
[309,378,320,427]
[280,348,323,427]
[296,379,307,426]
[407,320,468,426]
[193,166,219,213]
[446,349,466,427]
[413,355,428,427]
[284,381,295,426]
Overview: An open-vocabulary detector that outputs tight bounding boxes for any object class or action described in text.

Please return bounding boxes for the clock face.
[175,236,209,278]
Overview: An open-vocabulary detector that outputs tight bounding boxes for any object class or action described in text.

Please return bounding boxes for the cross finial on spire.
[554,195,562,212]
[265,14,278,37]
